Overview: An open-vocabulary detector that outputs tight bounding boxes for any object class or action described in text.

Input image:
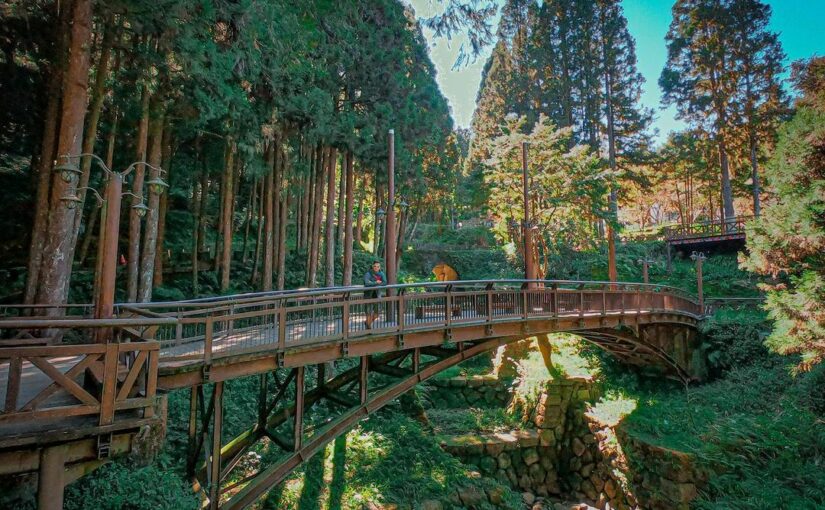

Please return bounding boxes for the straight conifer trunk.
[127,87,151,302]
[153,125,173,289]
[36,0,93,311]
[219,140,236,291]
[137,110,164,302]
[24,49,64,305]
[342,151,355,285]
[324,148,338,287]
[262,146,275,291]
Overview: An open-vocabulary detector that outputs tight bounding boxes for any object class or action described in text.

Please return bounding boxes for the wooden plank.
[4,356,21,412]
[25,356,100,409]
[98,343,119,426]
[144,350,159,418]
[116,350,148,401]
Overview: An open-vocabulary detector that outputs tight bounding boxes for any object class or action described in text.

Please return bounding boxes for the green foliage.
[699,308,770,377]
[64,457,198,510]
[740,61,825,368]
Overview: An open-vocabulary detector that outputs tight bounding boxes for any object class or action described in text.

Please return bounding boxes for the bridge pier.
[37,444,67,510]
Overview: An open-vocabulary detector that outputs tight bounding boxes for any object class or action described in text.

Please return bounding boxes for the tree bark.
[324,148,338,287]
[36,0,93,311]
[276,169,288,290]
[137,106,164,302]
[242,176,257,265]
[219,139,236,292]
[718,137,736,221]
[79,108,118,266]
[251,179,264,286]
[24,46,64,306]
[342,151,355,285]
[262,145,275,291]
[153,124,173,289]
[72,17,114,253]
[126,86,150,302]
[307,145,326,287]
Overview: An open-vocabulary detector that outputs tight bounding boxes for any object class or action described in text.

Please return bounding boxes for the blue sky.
[409,0,825,144]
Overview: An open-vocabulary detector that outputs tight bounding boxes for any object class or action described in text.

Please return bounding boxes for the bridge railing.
[0,318,163,438]
[124,280,701,364]
[663,215,753,241]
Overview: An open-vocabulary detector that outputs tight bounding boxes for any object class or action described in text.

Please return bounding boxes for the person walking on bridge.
[363,260,386,329]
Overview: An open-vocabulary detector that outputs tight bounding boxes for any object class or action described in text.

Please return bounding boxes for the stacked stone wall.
[427,375,512,408]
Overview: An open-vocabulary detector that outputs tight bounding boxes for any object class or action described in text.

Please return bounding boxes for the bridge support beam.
[37,444,67,510]
[208,381,224,510]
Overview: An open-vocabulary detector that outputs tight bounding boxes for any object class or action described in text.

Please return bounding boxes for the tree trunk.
[307,145,326,287]
[153,124,173,289]
[262,146,275,291]
[749,133,761,217]
[219,139,235,292]
[354,186,364,249]
[192,172,202,293]
[277,178,288,291]
[324,148,338,287]
[718,137,735,222]
[80,108,118,266]
[36,0,93,311]
[242,176,257,265]
[251,179,264,286]
[336,154,346,257]
[127,86,151,302]
[72,17,114,255]
[198,169,208,253]
[342,151,355,286]
[24,53,64,306]
[137,107,164,302]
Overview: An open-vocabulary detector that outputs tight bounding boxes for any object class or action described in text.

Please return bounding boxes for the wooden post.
[38,445,67,510]
[95,173,123,342]
[293,366,305,451]
[186,385,198,477]
[359,356,368,405]
[209,381,224,510]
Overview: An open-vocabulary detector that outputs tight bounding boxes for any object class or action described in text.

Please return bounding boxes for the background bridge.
[0,280,704,509]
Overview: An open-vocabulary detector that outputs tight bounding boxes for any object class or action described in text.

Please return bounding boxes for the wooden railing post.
[342,294,350,340]
[293,366,305,451]
[601,285,607,316]
[578,285,585,318]
[522,283,529,320]
[398,289,406,332]
[551,284,558,316]
[204,316,214,366]
[4,356,21,413]
[99,342,118,427]
[445,285,453,327]
[278,304,287,350]
[485,283,494,322]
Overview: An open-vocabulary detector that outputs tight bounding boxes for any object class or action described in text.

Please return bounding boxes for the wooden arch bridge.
[0,280,706,509]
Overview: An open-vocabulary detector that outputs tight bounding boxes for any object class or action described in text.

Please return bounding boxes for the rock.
[580,463,595,478]
[497,452,512,469]
[522,492,536,505]
[529,462,546,483]
[572,438,586,457]
[480,455,498,474]
[457,486,487,506]
[603,479,617,499]
[519,473,532,490]
[487,441,506,457]
[589,474,604,493]
[539,429,556,447]
[523,448,540,466]
[487,486,506,505]
[581,479,598,500]
[419,500,442,510]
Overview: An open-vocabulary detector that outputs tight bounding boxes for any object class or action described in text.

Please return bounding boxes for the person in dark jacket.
[363,260,386,329]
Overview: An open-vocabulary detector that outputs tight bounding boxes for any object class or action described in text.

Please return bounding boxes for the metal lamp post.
[54,154,166,339]
[690,251,707,312]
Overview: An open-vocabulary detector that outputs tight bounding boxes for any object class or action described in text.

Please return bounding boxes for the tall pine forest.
[0,1,823,509]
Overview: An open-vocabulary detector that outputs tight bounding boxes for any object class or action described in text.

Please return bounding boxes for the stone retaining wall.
[614,428,707,510]
[426,375,512,408]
